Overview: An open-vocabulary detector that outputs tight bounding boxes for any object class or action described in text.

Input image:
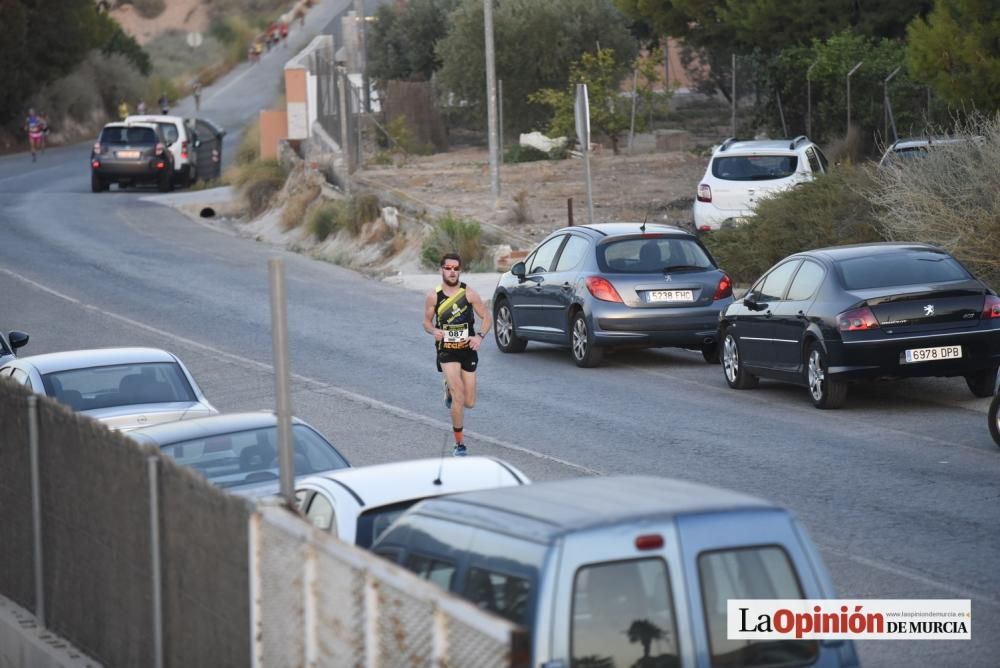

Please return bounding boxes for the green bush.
[233,160,286,217]
[504,144,549,163]
[704,166,884,284]
[420,213,486,269]
[307,203,339,241]
[131,0,166,19]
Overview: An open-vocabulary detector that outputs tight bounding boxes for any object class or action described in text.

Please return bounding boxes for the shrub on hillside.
[145,30,228,82]
[704,166,884,284]
[234,160,287,217]
[131,0,166,19]
[306,203,339,241]
[32,52,143,128]
[504,144,549,163]
[420,214,487,269]
[866,114,1000,289]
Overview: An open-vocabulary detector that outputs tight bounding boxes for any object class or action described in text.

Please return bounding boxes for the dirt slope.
[110,0,209,45]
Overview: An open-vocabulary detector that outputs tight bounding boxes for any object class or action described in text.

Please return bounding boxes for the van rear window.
[571,558,679,667]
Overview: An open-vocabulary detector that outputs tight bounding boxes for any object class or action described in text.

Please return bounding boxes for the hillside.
[109,0,209,44]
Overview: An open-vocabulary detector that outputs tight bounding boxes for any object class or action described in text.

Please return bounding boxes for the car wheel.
[722,331,758,389]
[570,312,603,368]
[702,341,720,364]
[157,170,173,192]
[90,173,105,193]
[805,342,847,409]
[964,366,997,398]
[493,300,527,353]
[989,394,1000,448]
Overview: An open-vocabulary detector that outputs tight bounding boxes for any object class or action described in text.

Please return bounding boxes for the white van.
[126,114,199,186]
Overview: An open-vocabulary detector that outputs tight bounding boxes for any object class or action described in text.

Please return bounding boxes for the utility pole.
[731,53,737,136]
[484,0,500,201]
[846,61,863,135]
[355,0,369,112]
[806,59,818,138]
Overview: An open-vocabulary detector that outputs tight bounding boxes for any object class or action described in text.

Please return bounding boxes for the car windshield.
[42,362,195,410]
[159,424,349,489]
[712,155,798,181]
[838,251,971,290]
[598,236,714,273]
[100,127,157,145]
[157,123,179,143]
[355,500,421,548]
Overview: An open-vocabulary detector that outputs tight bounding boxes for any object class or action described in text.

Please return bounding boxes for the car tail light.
[713,273,733,300]
[155,142,165,156]
[585,276,623,303]
[155,161,166,169]
[697,183,712,202]
[180,140,188,160]
[984,295,1000,319]
[91,160,100,169]
[635,534,664,550]
[698,225,713,232]
[838,306,879,331]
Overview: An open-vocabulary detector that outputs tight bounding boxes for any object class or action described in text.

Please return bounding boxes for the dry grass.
[864,114,1000,288]
[233,160,287,217]
[280,183,322,231]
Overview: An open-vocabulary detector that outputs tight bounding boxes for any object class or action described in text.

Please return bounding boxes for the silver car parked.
[0,347,217,431]
[492,222,734,367]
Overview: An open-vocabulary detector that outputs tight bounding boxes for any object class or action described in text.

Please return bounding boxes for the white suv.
[125,114,199,186]
[693,136,828,231]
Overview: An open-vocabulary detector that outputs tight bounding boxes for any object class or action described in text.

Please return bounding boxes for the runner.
[25,108,44,162]
[423,253,491,456]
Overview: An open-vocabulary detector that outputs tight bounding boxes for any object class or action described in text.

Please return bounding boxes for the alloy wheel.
[807,349,825,401]
[572,317,588,361]
[496,305,513,348]
[723,335,739,383]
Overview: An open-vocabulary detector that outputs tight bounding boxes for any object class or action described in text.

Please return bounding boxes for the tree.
[906,0,1000,111]
[530,48,636,154]
[436,0,637,134]
[368,0,460,83]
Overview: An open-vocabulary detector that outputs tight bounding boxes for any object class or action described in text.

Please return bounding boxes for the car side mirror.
[743,297,766,311]
[194,139,201,148]
[8,331,29,350]
[511,261,526,281]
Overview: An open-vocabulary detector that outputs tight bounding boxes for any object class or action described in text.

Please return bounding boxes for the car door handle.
[765,310,772,318]
[561,282,572,290]
[797,310,807,320]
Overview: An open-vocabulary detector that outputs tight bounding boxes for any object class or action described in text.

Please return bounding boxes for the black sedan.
[0,328,28,366]
[719,243,1000,408]
[492,222,734,367]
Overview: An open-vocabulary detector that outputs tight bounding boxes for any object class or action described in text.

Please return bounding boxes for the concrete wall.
[0,596,100,668]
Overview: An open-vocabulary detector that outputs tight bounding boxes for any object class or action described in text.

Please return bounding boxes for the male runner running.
[423,253,491,456]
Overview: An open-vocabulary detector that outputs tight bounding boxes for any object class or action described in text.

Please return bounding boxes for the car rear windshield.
[99,126,158,146]
[712,154,798,181]
[41,361,195,410]
[156,123,179,143]
[356,500,420,549]
[838,251,971,290]
[598,236,715,273]
[160,424,349,489]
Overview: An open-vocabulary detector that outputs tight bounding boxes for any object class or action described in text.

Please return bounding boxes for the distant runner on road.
[423,253,491,456]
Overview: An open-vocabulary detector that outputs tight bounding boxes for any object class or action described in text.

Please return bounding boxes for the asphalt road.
[2,3,998,665]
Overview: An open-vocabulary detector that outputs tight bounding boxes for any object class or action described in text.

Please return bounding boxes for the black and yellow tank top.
[435,282,476,350]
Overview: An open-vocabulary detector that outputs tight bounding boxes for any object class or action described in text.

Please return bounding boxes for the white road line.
[2,267,601,476]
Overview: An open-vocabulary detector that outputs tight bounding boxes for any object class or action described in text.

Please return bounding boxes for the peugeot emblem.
[664,274,672,282]
[923,304,934,316]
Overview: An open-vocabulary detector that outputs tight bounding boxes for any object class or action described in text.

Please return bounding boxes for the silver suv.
[693,136,828,231]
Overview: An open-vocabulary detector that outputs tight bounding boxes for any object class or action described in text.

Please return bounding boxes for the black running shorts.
[436,347,479,372]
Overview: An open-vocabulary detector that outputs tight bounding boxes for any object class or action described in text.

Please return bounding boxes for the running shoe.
[452,443,467,457]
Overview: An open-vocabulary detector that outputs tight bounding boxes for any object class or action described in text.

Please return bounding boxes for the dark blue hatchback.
[491,222,734,367]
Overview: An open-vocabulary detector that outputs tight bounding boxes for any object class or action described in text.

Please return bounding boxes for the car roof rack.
[789,135,809,149]
[718,137,737,152]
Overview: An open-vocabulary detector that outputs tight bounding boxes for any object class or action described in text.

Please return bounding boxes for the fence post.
[846,61,864,135]
[567,197,574,227]
[338,68,354,178]
[28,395,45,627]
[147,456,164,668]
[884,66,901,144]
[807,59,818,138]
[364,572,380,668]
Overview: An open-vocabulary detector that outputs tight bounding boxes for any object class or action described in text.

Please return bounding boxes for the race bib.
[443,324,469,348]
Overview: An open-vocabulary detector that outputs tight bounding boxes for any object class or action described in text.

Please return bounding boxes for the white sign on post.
[574,84,590,148]
[575,84,595,225]
[186,32,204,49]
